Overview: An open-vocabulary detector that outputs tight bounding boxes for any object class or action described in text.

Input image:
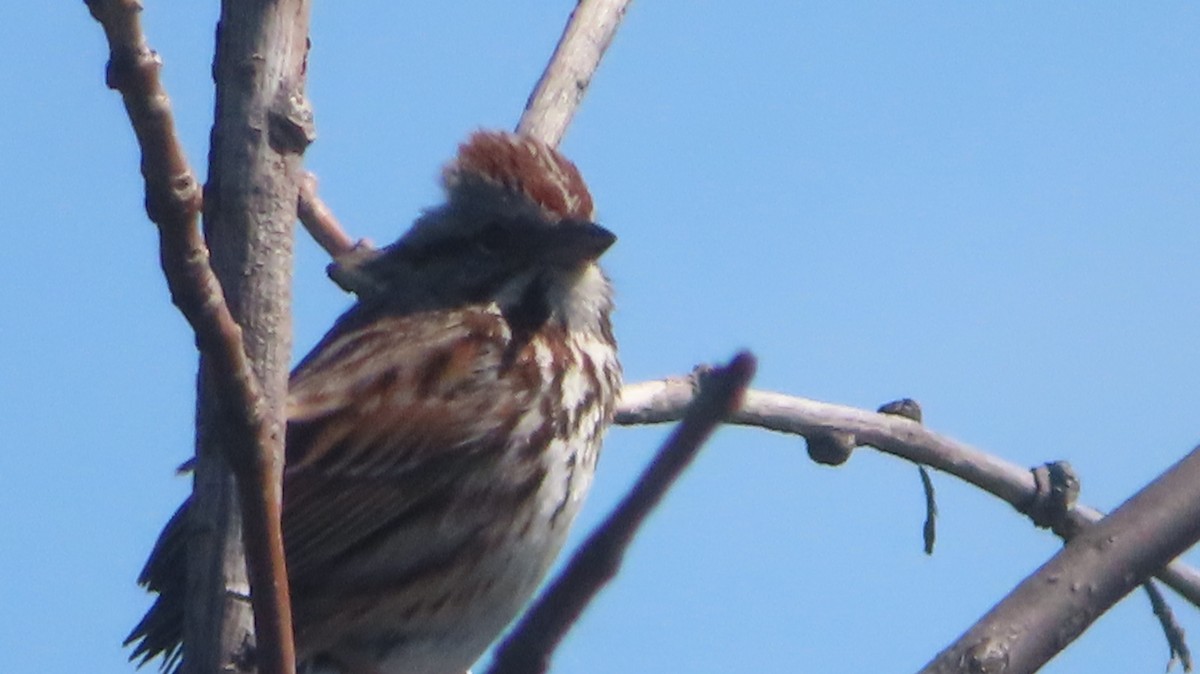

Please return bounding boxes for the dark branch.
[488,352,757,674]
[84,0,257,418]
[918,466,937,555]
[919,443,1200,673]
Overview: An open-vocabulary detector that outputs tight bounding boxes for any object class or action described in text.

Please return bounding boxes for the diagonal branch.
[84,0,260,420]
[516,0,633,147]
[919,443,1200,674]
[297,172,357,258]
[615,377,1200,609]
[488,353,757,674]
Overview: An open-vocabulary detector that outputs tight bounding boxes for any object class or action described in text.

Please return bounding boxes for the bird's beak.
[542,220,616,265]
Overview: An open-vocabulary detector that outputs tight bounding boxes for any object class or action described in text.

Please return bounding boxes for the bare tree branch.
[615,376,1200,608]
[83,1,260,432]
[1144,580,1194,672]
[297,171,383,295]
[488,353,757,674]
[516,0,633,147]
[87,1,311,672]
[196,2,313,673]
[919,443,1200,674]
[297,171,357,258]
[85,5,258,663]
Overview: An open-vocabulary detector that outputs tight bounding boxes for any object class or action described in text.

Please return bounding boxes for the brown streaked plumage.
[127,131,620,674]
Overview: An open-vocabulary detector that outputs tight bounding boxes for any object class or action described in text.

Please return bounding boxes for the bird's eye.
[476,222,508,254]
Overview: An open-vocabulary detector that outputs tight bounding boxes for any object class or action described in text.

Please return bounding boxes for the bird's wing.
[282,306,552,591]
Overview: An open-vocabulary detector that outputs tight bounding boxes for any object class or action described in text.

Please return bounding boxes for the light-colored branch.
[615,375,1200,609]
[516,0,633,147]
[200,2,312,673]
[489,353,757,674]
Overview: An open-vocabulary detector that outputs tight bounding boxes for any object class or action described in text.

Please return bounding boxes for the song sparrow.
[127,130,621,674]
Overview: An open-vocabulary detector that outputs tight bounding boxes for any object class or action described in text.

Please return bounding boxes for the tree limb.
[87,1,311,672]
[919,443,1200,674]
[516,0,633,147]
[197,2,313,673]
[83,0,256,422]
[615,376,1200,609]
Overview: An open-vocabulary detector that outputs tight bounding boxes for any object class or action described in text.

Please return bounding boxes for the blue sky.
[3,3,1199,672]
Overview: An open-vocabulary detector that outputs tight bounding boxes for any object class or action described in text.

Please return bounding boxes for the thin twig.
[918,466,937,555]
[297,171,382,294]
[614,377,1200,608]
[1145,580,1193,672]
[84,0,269,495]
[516,0,633,147]
[488,352,757,674]
[297,171,357,257]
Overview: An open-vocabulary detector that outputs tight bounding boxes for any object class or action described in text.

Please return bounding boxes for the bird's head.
[368,131,616,334]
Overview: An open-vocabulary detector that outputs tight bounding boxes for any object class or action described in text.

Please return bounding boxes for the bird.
[126,130,621,674]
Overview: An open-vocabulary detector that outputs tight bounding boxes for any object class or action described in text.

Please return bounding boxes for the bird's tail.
[125,499,189,673]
